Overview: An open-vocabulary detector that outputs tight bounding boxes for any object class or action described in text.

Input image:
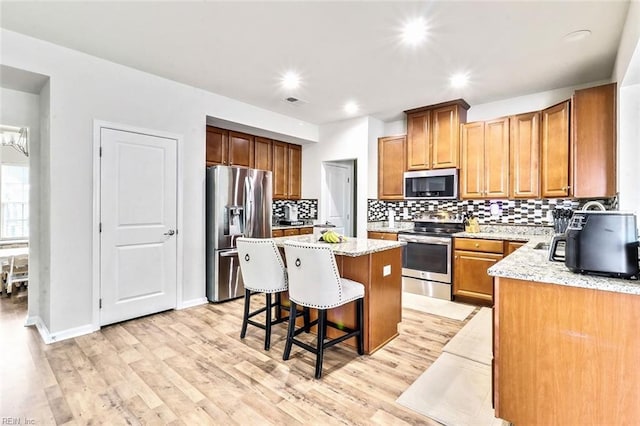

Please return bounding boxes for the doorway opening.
[321,159,356,237]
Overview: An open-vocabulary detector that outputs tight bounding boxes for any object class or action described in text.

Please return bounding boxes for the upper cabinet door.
[406,111,431,170]
[254,136,273,172]
[288,144,302,199]
[378,135,407,200]
[510,112,541,199]
[541,100,570,197]
[484,118,510,198]
[206,126,228,166]
[460,122,485,199]
[432,104,462,169]
[272,141,288,199]
[228,131,254,168]
[572,83,616,198]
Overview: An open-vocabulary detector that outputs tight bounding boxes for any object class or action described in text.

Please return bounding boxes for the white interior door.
[323,163,352,236]
[100,128,177,326]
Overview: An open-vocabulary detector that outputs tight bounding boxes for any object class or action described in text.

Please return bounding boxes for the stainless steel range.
[398,214,464,300]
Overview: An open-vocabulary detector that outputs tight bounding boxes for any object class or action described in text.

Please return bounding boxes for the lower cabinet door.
[454,250,503,303]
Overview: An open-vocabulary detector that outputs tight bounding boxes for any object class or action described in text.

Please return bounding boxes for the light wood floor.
[0,290,478,425]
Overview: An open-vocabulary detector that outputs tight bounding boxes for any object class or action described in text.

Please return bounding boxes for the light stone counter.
[366,221,413,233]
[454,224,554,241]
[488,235,640,296]
[272,224,313,231]
[272,234,405,257]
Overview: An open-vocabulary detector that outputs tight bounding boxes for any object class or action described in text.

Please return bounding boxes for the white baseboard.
[27,316,98,344]
[178,297,208,309]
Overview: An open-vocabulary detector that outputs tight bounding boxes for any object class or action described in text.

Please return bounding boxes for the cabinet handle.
[475,243,480,248]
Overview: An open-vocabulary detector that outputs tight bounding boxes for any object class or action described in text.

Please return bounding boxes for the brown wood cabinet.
[378,135,406,200]
[571,83,616,198]
[541,100,571,197]
[510,112,541,198]
[405,99,469,170]
[299,227,313,235]
[460,118,509,199]
[367,231,398,241]
[205,126,255,168]
[254,137,273,171]
[272,141,302,200]
[454,238,503,304]
[494,277,640,424]
[288,144,302,199]
[272,229,284,238]
[505,241,525,255]
[206,126,228,166]
[228,131,254,168]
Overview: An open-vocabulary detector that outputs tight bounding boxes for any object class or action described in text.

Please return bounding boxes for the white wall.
[37,81,50,327]
[383,119,406,137]
[618,84,640,218]
[303,117,370,237]
[467,80,610,122]
[614,1,640,85]
[0,29,319,337]
[367,117,385,199]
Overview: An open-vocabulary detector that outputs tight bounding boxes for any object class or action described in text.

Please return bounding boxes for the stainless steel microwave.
[404,169,458,199]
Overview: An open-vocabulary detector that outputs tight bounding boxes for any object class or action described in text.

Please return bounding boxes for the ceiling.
[0,1,631,125]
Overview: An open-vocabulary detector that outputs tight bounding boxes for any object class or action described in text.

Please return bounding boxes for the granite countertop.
[272,223,314,230]
[488,235,640,296]
[454,224,555,241]
[367,221,413,233]
[271,234,406,257]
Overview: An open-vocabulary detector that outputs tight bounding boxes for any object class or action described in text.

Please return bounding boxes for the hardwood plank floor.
[0,290,478,425]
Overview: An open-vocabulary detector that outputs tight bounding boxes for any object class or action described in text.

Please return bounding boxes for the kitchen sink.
[533,242,550,250]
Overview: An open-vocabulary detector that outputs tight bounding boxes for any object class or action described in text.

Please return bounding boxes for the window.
[1,165,29,239]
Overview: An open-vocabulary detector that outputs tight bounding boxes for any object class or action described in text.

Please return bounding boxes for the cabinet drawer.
[283,228,300,236]
[455,238,504,254]
[299,227,313,235]
[272,229,284,238]
[367,231,398,241]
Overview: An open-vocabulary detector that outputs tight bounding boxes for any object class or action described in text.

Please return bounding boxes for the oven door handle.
[398,235,451,245]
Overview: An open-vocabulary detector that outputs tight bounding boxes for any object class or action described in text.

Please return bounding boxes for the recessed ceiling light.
[344,101,359,114]
[563,30,591,42]
[450,72,470,88]
[400,17,427,46]
[281,71,301,90]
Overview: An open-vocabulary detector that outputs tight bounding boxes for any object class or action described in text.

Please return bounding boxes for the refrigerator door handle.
[244,176,253,237]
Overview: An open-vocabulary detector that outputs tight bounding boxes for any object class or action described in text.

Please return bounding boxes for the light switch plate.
[383,265,391,276]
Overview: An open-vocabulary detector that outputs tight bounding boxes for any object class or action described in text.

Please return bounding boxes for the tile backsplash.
[273,199,318,221]
[368,196,618,225]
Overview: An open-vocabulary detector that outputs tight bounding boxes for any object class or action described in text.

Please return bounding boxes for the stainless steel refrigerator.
[206,165,272,302]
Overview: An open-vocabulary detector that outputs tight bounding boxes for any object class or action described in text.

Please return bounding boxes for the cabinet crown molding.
[404,98,470,115]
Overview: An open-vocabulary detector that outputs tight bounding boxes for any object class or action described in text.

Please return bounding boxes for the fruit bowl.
[319,230,346,243]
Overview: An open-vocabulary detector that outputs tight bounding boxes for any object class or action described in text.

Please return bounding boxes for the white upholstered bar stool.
[282,240,365,379]
[236,238,309,351]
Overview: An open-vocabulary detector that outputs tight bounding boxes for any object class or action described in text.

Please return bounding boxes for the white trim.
[178,297,208,310]
[27,316,98,344]
[92,120,184,330]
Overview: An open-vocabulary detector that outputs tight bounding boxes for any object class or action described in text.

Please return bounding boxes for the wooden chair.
[282,240,364,379]
[5,254,28,295]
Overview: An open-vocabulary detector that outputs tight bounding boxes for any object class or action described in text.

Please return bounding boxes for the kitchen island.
[488,238,640,424]
[271,235,405,354]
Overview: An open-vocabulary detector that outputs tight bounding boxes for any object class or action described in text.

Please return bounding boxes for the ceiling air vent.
[283,96,307,106]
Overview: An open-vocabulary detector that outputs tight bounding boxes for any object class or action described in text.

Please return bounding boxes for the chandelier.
[0,125,29,157]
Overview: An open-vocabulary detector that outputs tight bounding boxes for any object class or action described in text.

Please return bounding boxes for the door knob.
[164,229,176,236]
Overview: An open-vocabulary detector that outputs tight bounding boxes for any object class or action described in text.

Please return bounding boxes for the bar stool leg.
[283,301,297,361]
[303,307,311,333]
[264,293,272,350]
[315,309,327,379]
[356,298,364,355]
[240,288,251,339]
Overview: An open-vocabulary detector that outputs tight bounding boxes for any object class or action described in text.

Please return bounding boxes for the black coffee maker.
[549,211,639,279]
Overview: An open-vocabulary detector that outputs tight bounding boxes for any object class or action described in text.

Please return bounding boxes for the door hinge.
[99,146,102,157]
[99,298,102,309]
[99,222,102,233]
[347,177,350,183]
